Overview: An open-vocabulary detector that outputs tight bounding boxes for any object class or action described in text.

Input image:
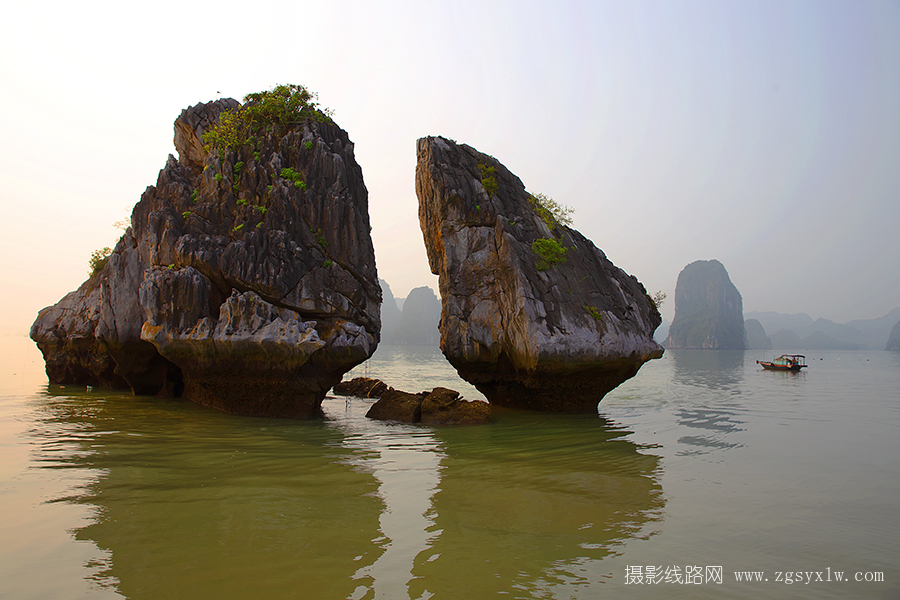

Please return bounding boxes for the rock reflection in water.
[30,388,384,600]
[29,386,664,599]
[669,350,747,454]
[670,349,746,390]
[408,412,664,598]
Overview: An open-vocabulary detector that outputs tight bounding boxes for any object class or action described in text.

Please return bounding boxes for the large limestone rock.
[415,136,663,413]
[664,260,747,350]
[31,93,380,418]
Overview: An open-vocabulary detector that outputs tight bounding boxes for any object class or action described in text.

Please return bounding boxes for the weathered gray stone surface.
[664,260,746,350]
[31,97,380,418]
[415,136,663,413]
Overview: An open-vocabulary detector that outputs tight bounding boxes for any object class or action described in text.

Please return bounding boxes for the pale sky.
[2,0,898,335]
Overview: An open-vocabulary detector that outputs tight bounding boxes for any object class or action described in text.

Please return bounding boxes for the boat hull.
[757,362,804,372]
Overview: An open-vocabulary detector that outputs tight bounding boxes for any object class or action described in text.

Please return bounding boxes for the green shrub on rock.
[88,247,112,277]
[478,163,498,196]
[529,192,573,231]
[531,237,568,271]
[202,84,333,154]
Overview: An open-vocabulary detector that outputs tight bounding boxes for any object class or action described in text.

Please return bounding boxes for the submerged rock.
[415,136,663,413]
[31,89,380,418]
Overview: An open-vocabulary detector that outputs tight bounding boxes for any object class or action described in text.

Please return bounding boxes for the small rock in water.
[332,377,393,398]
[365,385,491,425]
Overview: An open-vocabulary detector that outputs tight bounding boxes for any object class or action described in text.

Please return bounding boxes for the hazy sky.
[2,0,898,335]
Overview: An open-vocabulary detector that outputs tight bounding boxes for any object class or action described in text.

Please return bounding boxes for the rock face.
[665,260,747,350]
[31,94,380,418]
[744,318,772,350]
[887,321,900,351]
[415,136,663,413]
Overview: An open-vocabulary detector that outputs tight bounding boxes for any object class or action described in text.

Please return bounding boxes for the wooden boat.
[757,354,807,372]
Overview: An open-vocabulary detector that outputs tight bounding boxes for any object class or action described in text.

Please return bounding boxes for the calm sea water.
[1,336,898,599]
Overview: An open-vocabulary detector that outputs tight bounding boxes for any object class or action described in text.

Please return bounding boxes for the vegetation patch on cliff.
[529,192,573,231]
[477,163,498,196]
[89,247,112,276]
[531,237,568,271]
[202,84,333,154]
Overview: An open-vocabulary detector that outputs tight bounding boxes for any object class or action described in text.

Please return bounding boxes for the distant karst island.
[664,259,900,352]
[665,259,747,350]
[379,280,441,346]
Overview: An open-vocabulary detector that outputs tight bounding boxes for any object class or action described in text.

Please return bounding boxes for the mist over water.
[2,339,898,599]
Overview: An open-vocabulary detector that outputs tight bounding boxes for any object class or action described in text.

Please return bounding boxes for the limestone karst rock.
[744,318,772,350]
[378,279,403,342]
[887,320,900,351]
[31,89,381,418]
[664,259,746,349]
[415,136,663,413]
[384,285,441,345]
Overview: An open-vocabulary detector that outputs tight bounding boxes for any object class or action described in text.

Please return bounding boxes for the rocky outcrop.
[333,377,392,398]
[415,136,663,413]
[31,92,380,418]
[366,389,427,422]
[665,260,747,349]
[887,321,900,351]
[744,318,772,350]
[419,387,492,425]
[366,387,492,425]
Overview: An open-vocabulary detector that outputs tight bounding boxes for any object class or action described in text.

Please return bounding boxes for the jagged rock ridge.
[665,260,747,350]
[415,136,663,413]
[31,93,380,418]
